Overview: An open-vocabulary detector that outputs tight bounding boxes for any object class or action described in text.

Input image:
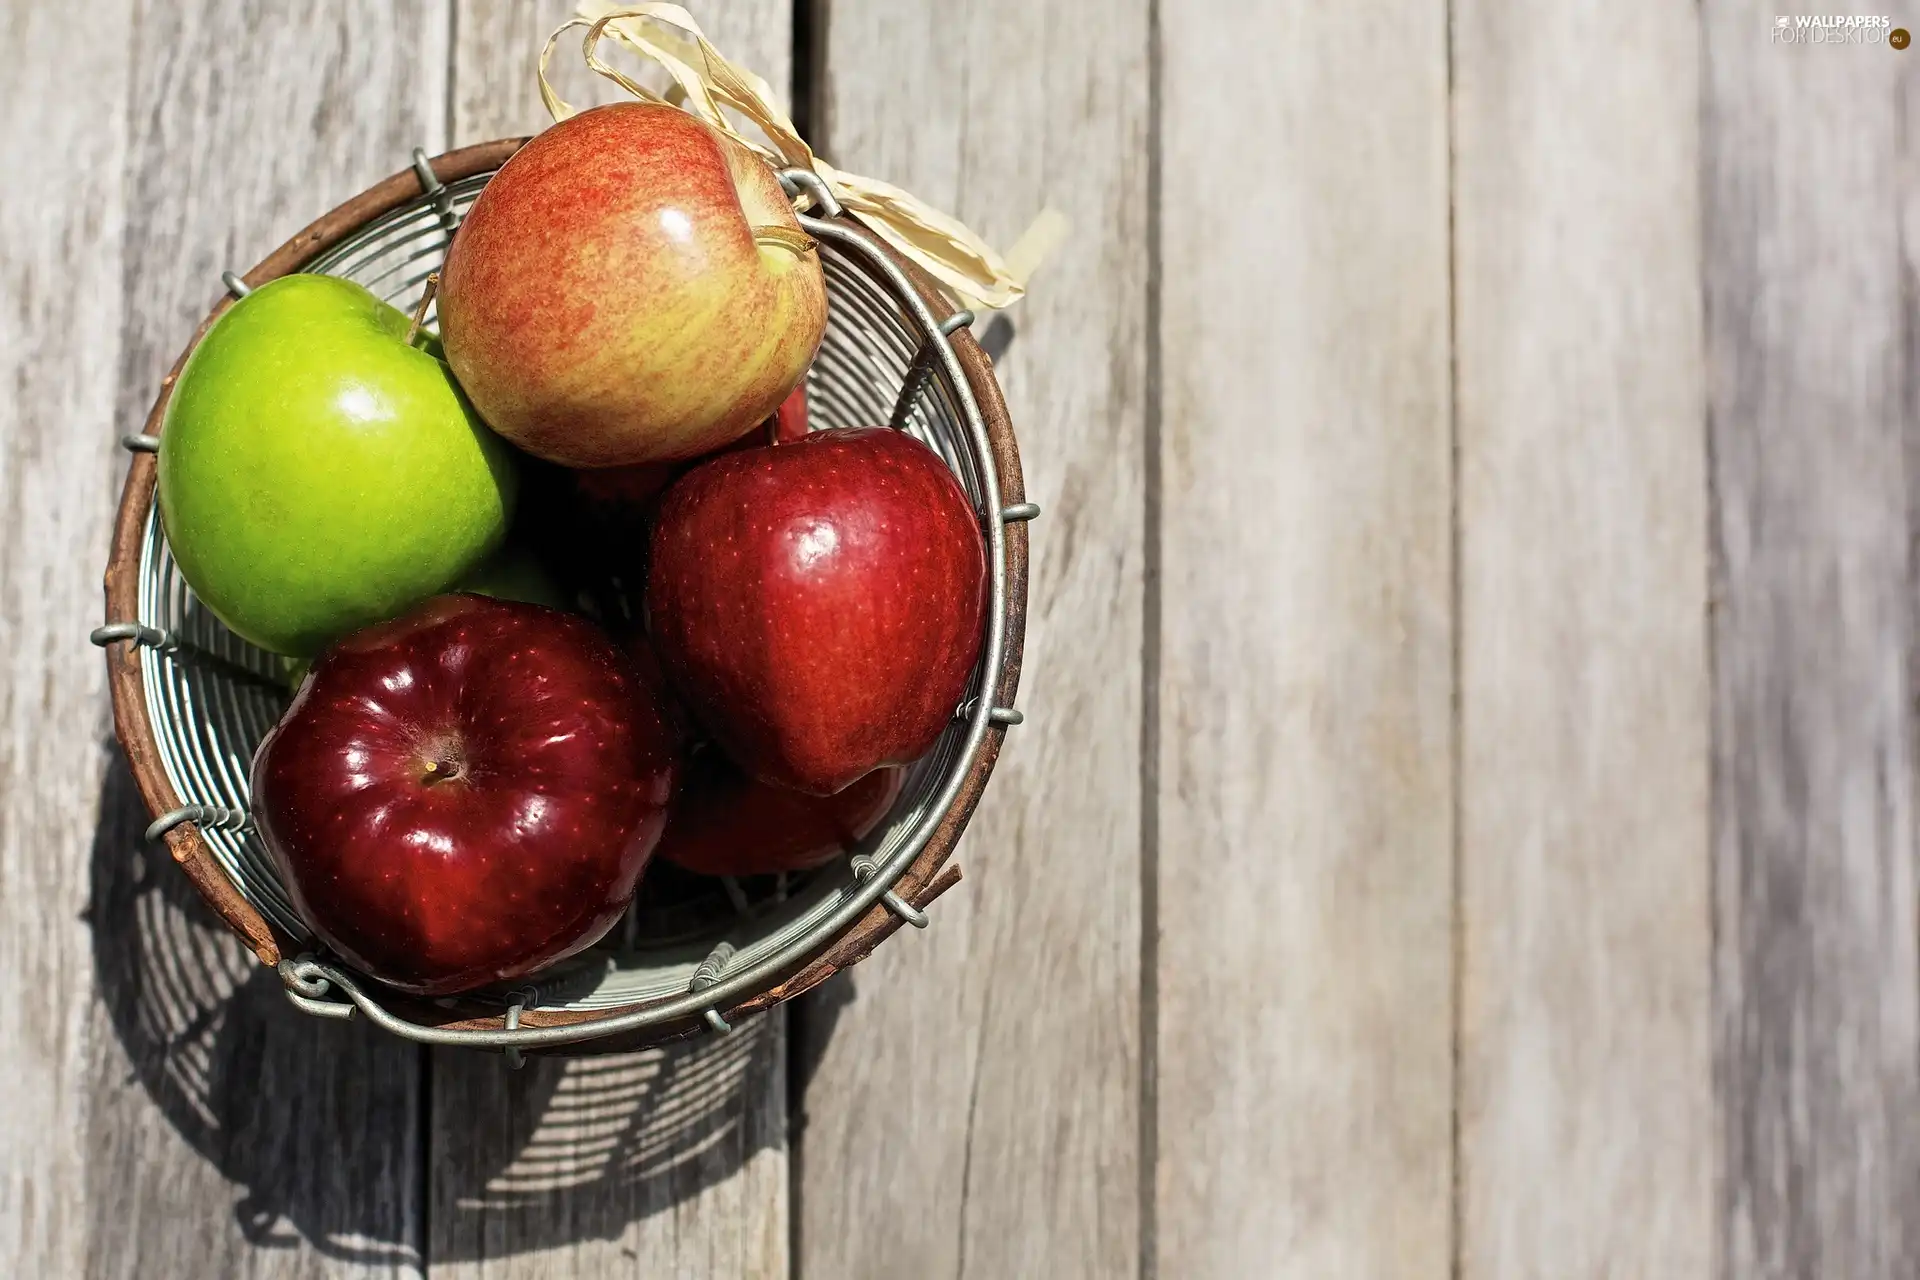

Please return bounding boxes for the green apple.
[158,274,518,656]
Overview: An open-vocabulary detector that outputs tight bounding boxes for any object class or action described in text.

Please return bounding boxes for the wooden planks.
[797,1,1149,1277]
[449,0,793,147]
[1705,6,1920,1277]
[1452,3,1713,1277]
[1153,2,1455,1276]
[0,2,134,1275]
[79,2,451,1276]
[428,1022,787,1278]
[435,4,794,1277]
[6,1,1920,1276]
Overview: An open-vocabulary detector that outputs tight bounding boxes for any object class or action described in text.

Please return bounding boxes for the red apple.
[646,426,987,795]
[250,594,680,995]
[622,630,702,753]
[656,750,906,878]
[438,102,827,468]
[773,381,810,443]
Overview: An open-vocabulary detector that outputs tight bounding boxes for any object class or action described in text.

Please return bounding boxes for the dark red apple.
[250,593,680,996]
[646,426,986,795]
[621,629,702,753]
[656,751,907,878]
[772,381,809,443]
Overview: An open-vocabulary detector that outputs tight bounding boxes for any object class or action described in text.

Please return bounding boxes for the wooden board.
[797,1,1149,1276]
[1153,2,1455,1276]
[13,1,1920,1275]
[434,4,794,1277]
[427,1020,788,1278]
[1704,6,1920,1276]
[77,2,451,1276]
[0,2,134,1275]
[1451,3,1713,1277]
[450,0,792,146]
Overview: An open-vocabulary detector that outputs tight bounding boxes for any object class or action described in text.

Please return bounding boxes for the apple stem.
[406,273,440,347]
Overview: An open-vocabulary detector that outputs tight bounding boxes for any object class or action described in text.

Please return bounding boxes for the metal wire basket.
[94,140,1032,1059]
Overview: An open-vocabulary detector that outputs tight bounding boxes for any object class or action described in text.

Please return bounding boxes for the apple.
[158,274,518,656]
[514,455,660,599]
[251,594,680,996]
[438,102,827,468]
[621,631,702,753]
[646,426,987,795]
[276,542,569,694]
[655,750,906,878]
[517,386,814,600]
[563,384,811,517]
[571,383,809,521]
[773,382,810,444]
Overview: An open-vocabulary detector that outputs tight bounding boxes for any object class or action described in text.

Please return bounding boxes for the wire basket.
[95,140,1032,1060]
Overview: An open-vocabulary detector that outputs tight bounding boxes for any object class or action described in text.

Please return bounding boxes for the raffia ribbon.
[539,2,1066,312]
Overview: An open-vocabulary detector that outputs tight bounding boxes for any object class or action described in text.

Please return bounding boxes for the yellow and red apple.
[438,103,827,468]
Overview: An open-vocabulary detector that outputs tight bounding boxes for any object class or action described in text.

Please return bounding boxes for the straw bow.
[539,2,1065,312]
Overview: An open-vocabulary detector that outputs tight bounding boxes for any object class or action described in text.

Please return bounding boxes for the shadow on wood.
[792,969,857,1105]
[84,751,429,1266]
[84,749,809,1266]
[427,1012,786,1262]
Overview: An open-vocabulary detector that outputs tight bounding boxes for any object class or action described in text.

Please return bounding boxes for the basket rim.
[100,138,1030,1050]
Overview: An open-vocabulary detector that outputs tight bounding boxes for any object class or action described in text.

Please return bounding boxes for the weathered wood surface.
[8,1,1920,1277]
[436,4,794,1277]
[1153,2,1455,1276]
[1705,5,1920,1277]
[1452,4,1713,1277]
[427,1020,787,1278]
[0,1,451,1277]
[79,3,453,1276]
[449,0,792,147]
[796,1,1149,1276]
[0,2,134,1276]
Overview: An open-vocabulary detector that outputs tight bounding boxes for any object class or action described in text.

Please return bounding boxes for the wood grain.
[0,2,134,1275]
[11,0,1920,1274]
[1705,5,1920,1276]
[437,5,794,1277]
[1154,2,1454,1275]
[428,1015,787,1278]
[450,0,793,148]
[1452,4,1713,1277]
[80,2,450,1275]
[798,2,1149,1276]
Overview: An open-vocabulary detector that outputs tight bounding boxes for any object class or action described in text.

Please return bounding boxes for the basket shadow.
[426,1010,787,1259]
[86,750,441,1265]
[86,749,822,1264]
